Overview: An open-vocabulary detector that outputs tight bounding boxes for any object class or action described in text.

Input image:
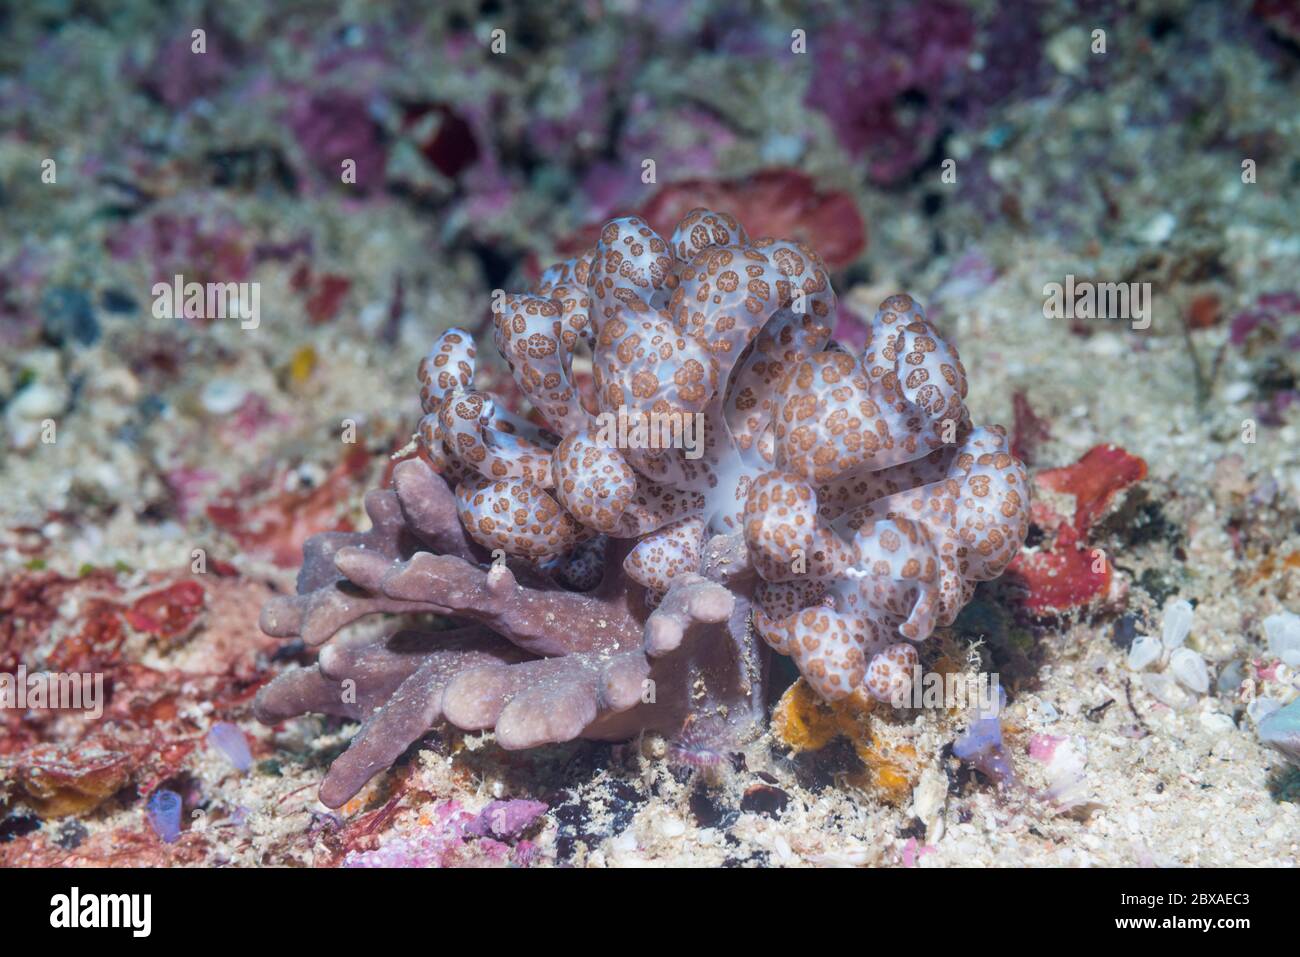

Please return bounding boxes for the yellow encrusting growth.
[288,344,318,386]
[772,679,921,805]
[771,676,855,751]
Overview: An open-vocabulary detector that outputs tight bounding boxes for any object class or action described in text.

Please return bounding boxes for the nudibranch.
[255,208,1030,806]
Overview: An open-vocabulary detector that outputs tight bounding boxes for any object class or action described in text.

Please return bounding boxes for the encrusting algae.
[772,679,920,805]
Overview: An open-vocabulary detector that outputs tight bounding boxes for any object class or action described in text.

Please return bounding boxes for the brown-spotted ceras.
[412,211,1029,704]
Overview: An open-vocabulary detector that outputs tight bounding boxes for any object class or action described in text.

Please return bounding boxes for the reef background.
[2,0,1299,866]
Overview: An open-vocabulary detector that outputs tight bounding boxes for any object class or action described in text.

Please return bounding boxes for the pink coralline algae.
[342,799,545,868]
[254,207,1030,806]
[140,26,237,109]
[286,91,388,192]
[806,2,976,184]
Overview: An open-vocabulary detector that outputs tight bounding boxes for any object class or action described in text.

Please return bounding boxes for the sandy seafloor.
[1,0,1299,867]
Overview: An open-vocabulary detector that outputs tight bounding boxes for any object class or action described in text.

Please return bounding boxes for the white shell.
[1199,712,1235,736]
[1263,611,1300,668]
[1127,634,1162,671]
[1142,672,1191,710]
[1162,599,1194,650]
[1168,647,1209,694]
[199,378,249,415]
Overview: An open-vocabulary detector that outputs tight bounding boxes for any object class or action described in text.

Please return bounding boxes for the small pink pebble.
[1028,734,1065,763]
[468,799,548,840]
[901,837,936,868]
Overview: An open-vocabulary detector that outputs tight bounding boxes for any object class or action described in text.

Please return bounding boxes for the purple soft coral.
[255,207,1029,807]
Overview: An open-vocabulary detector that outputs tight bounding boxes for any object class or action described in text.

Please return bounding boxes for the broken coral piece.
[124,580,206,643]
[1007,443,1147,616]
[11,740,138,818]
[1007,522,1113,616]
[255,206,1028,806]
[206,444,373,568]
[1028,733,1091,810]
[1035,443,1148,534]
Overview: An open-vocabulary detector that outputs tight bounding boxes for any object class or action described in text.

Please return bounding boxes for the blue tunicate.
[953,717,1001,759]
[1111,614,1139,647]
[100,288,138,314]
[41,287,100,346]
[982,125,1013,150]
[147,789,183,843]
[137,395,167,421]
[953,687,1014,783]
[207,722,253,772]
